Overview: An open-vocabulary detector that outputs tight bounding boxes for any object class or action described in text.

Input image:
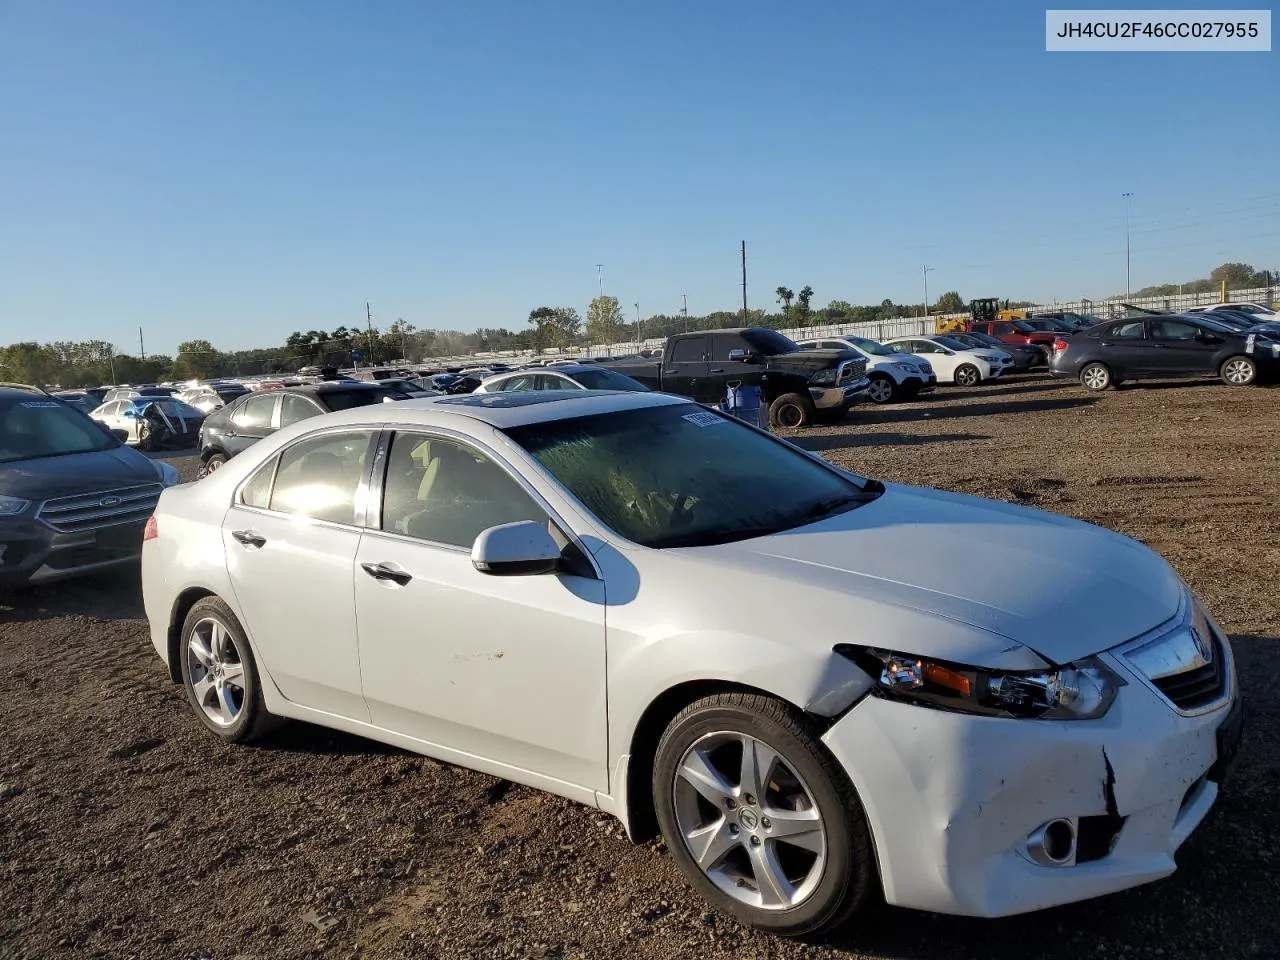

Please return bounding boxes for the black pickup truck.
[601,327,870,427]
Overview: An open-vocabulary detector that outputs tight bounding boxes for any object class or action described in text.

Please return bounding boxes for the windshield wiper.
[800,488,883,522]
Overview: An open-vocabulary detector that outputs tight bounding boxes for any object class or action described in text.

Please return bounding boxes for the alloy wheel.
[185,617,247,727]
[1224,359,1255,385]
[867,379,894,404]
[955,365,979,387]
[1082,365,1110,390]
[672,731,827,911]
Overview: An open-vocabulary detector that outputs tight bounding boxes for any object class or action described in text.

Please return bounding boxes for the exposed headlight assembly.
[809,368,838,385]
[836,645,1122,720]
[154,461,180,488]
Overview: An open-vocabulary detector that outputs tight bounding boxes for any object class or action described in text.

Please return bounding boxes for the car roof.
[310,389,686,430]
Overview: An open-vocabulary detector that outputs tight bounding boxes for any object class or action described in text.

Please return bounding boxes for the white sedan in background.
[141,391,1241,936]
[882,334,1011,386]
[474,363,650,394]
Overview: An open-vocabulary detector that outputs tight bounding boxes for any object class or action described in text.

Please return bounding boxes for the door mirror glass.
[471,520,562,576]
[122,408,140,419]
[727,348,748,361]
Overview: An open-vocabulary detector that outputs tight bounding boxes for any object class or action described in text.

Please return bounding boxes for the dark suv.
[0,387,178,586]
[198,382,412,474]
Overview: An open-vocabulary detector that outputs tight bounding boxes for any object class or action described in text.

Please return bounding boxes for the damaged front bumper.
[821,640,1240,917]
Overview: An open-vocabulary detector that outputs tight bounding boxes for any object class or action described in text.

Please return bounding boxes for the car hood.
[692,483,1183,666]
[766,349,855,376]
[1,445,162,502]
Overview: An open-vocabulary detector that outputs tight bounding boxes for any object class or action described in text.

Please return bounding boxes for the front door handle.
[709,368,725,373]
[361,561,412,586]
[232,529,266,549]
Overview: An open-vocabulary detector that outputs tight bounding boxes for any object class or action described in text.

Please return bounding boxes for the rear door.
[222,429,376,720]
[1096,320,1153,376]
[1148,318,1218,374]
[226,393,280,456]
[664,335,709,399]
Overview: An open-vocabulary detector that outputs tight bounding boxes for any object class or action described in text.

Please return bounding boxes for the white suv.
[796,337,937,404]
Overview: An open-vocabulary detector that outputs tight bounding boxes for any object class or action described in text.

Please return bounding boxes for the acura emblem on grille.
[100,496,123,508]
[1190,626,1213,663]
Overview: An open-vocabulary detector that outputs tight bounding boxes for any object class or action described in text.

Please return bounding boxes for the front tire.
[953,363,981,387]
[865,375,898,405]
[1080,362,1112,391]
[179,597,277,743]
[768,393,813,429]
[653,693,875,937]
[1221,356,1257,386]
[197,452,228,479]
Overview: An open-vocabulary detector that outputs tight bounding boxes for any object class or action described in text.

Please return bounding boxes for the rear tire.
[1080,362,1112,391]
[865,375,898,405]
[768,393,813,429]
[653,693,875,937]
[179,597,278,743]
[953,363,980,387]
[1220,356,1257,386]
[197,452,228,479]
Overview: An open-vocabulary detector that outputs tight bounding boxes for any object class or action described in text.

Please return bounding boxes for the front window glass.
[0,396,118,463]
[381,434,546,548]
[1109,321,1146,340]
[507,404,877,549]
[1150,319,1200,341]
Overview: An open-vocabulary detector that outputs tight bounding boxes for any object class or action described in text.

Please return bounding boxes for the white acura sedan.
[141,391,1241,935]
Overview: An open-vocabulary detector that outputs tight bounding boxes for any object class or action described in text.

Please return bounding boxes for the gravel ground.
[2,374,1277,960]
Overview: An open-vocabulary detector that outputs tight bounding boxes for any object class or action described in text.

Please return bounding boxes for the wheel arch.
[166,587,217,683]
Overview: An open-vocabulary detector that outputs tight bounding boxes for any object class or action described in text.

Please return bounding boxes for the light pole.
[635,302,641,347]
[596,264,603,298]
[682,293,688,332]
[1122,192,1134,297]
[922,266,935,318]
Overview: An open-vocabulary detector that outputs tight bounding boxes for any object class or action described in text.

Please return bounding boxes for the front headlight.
[154,461,180,487]
[809,368,838,386]
[0,495,31,517]
[837,646,1122,720]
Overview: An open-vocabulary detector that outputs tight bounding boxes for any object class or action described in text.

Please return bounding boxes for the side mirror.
[727,348,747,361]
[471,520,562,576]
[122,409,141,419]
[109,428,129,442]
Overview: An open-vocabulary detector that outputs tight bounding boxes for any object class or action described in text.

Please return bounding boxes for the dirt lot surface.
[3,375,1278,960]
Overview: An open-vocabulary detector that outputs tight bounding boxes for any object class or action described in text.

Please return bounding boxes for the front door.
[222,428,377,720]
[354,430,608,794]
[1148,317,1219,374]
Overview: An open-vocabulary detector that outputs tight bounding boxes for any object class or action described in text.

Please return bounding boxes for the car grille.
[1151,637,1224,710]
[838,359,867,383]
[37,484,162,533]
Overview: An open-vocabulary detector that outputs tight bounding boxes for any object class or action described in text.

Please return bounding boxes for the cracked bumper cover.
[820,646,1239,917]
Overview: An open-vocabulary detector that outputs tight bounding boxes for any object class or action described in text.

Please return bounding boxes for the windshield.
[569,368,650,391]
[1011,320,1034,333]
[933,336,976,351]
[319,387,406,410]
[1024,319,1064,331]
[506,403,879,548]
[743,329,799,355]
[0,396,118,463]
[845,336,895,357]
[1190,316,1236,333]
[965,332,1000,346]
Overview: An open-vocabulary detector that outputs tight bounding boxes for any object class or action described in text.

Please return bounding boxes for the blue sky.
[1,1,1276,355]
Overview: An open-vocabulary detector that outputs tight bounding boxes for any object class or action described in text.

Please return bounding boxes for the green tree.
[935,291,965,314]
[173,339,222,380]
[528,306,557,352]
[795,285,815,324]
[0,342,59,387]
[775,286,794,313]
[586,296,625,344]
[1209,262,1257,290]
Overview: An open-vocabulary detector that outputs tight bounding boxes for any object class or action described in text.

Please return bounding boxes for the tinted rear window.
[319,388,402,411]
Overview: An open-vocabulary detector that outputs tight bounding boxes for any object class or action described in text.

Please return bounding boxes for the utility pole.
[398,318,407,362]
[138,327,145,361]
[595,264,604,298]
[1122,192,1134,297]
[922,266,935,318]
[108,345,117,384]
[740,241,748,326]
[366,302,376,368]
[634,302,641,348]
[681,293,688,332]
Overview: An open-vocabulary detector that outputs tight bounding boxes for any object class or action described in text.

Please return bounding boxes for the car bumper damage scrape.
[821,658,1240,917]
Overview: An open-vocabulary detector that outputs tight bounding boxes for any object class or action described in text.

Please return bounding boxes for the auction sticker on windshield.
[683,411,726,427]
[20,401,61,408]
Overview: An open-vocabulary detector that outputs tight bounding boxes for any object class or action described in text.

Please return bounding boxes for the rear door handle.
[232,529,266,549]
[361,561,412,586]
